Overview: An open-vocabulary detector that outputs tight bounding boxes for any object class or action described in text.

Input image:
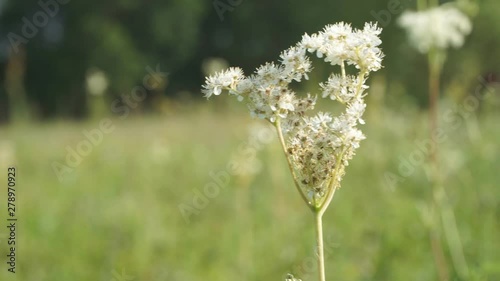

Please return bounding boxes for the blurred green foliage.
[0,0,498,121]
[0,108,498,280]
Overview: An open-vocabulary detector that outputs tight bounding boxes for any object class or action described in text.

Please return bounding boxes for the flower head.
[202,22,383,205]
[398,5,472,53]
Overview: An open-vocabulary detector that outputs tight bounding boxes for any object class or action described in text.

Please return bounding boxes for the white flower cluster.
[398,5,472,53]
[202,23,383,207]
[302,22,383,71]
[287,110,366,201]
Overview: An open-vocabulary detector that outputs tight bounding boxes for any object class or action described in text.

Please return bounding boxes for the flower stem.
[341,60,346,79]
[427,48,450,281]
[427,49,469,280]
[354,70,367,100]
[315,212,326,281]
[318,148,345,215]
[428,50,440,167]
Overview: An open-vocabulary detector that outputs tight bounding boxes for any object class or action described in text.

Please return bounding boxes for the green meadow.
[1,102,498,281]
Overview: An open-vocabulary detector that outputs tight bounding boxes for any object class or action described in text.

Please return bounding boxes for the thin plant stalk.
[315,213,326,281]
[427,47,450,281]
[428,48,469,280]
[429,227,449,281]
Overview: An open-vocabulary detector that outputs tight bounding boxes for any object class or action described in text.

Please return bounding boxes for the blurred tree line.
[0,0,498,123]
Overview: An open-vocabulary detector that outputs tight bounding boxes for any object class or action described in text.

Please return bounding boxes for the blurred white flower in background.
[398,5,472,53]
[86,68,109,96]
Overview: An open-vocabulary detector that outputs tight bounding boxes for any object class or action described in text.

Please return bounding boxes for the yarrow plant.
[203,22,383,281]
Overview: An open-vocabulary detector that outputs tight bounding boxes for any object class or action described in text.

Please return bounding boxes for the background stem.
[427,49,469,280]
[427,49,450,281]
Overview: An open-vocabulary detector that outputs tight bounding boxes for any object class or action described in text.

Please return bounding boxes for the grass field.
[0,104,499,281]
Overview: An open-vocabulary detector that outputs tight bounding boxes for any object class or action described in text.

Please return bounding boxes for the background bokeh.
[0,0,498,280]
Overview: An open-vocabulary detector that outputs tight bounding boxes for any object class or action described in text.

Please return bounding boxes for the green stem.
[427,49,469,280]
[312,149,346,281]
[429,225,449,281]
[439,191,470,278]
[341,60,346,79]
[315,212,326,281]
[317,149,345,215]
[428,50,441,167]
[427,48,450,281]
[354,70,367,100]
